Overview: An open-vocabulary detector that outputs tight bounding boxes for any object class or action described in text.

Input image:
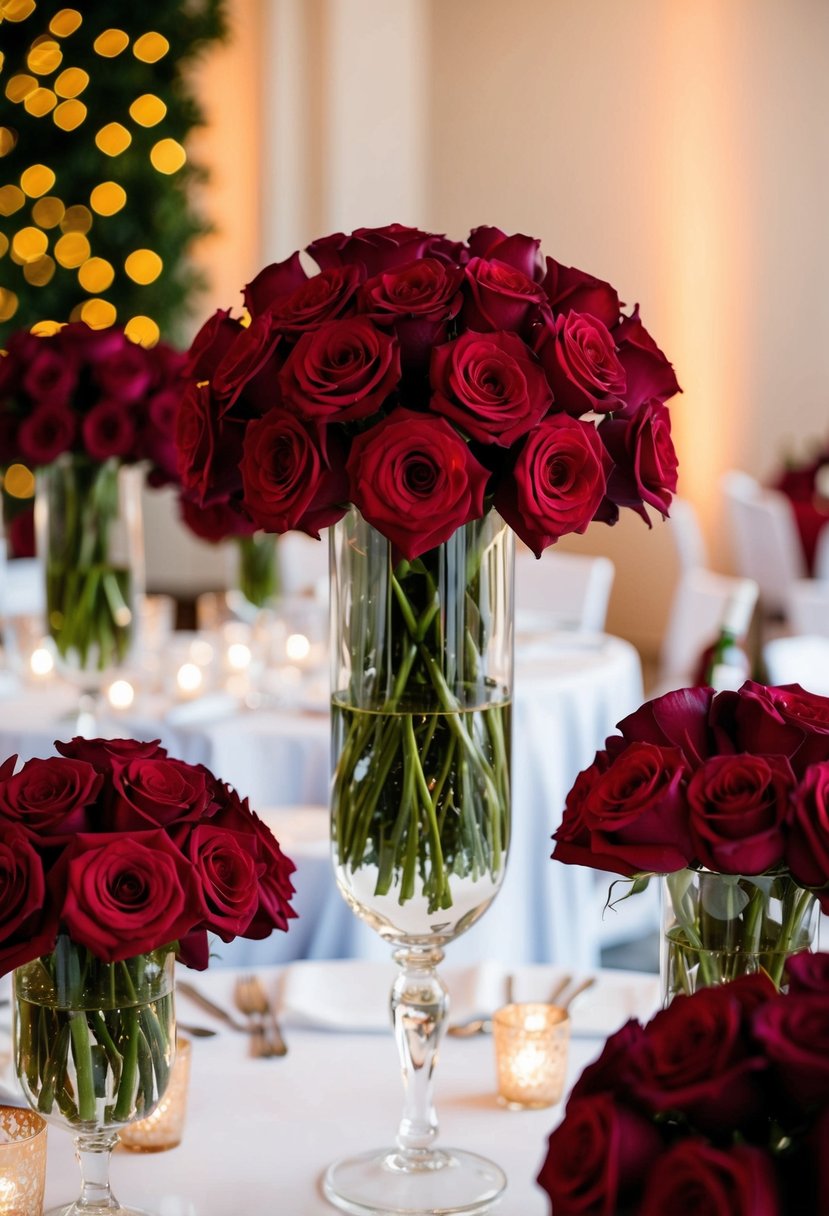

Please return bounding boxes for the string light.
[30,319,62,335]
[79,297,116,328]
[54,67,88,98]
[90,181,126,215]
[20,163,55,197]
[11,226,47,262]
[96,122,131,157]
[53,99,86,130]
[23,253,54,285]
[124,315,159,347]
[49,9,82,37]
[93,29,129,58]
[150,138,186,175]
[32,196,64,226]
[2,0,36,22]
[133,32,169,63]
[60,203,91,232]
[0,185,25,215]
[54,230,89,267]
[3,464,35,498]
[0,128,18,156]
[5,74,37,103]
[27,39,62,75]
[0,289,19,321]
[129,94,167,127]
[125,249,162,285]
[78,256,114,292]
[24,87,57,117]
[0,234,8,255]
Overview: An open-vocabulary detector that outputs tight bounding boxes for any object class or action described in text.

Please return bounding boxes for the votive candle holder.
[119,1036,192,1153]
[0,1106,47,1215]
[493,1003,570,1110]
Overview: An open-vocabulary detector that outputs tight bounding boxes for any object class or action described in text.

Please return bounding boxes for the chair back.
[658,567,758,691]
[786,579,829,639]
[721,470,806,616]
[666,496,708,571]
[515,549,615,633]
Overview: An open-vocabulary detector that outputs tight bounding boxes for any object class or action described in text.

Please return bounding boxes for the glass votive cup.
[492,1003,570,1110]
[0,1106,47,1215]
[119,1036,192,1153]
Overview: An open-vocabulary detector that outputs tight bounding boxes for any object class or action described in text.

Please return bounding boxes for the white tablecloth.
[0,633,643,968]
[4,961,656,1216]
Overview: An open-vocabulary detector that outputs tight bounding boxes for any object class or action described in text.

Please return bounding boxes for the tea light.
[176,662,204,697]
[29,644,54,678]
[286,632,311,662]
[106,678,135,710]
[119,1036,192,1153]
[0,1106,47,1214]
[227,641,252,671]
[492,1003,570,1110]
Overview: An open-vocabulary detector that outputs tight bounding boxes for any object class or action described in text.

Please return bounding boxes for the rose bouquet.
[0,322,187,674]
[1,736,295,1206]
[552,682,829,995]
[177,222,680,917]
[538,956,829,1216]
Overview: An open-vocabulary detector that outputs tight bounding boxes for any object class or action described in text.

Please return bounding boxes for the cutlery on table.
[446,973,597,1038]
[546,974,573,1006]
[447,973,515,1038]
[234,974,288,1058]
[177,1022,218,1039]
[177,979,251,1034]
[559,975,596,1011]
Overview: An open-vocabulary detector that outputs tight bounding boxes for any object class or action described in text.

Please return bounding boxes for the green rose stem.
[70,1011,96,1122]
[238,533,280,608]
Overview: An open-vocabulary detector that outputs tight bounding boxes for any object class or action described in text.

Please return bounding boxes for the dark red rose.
[0,408,20,464]
[279,317,400,422]
[495,415,612,557]
[567,1020,648,1105]
[712,681,829,778]
[787,765,829,890]
[612,307,681,416]
[184,824,260,940]
[640,1142,781,1216]
[18,403,76,465]
[208,784,296,935]
[7,505,35,559]
[186,309,244,380]
[628,986,767,1133]
[537,1093,662,1216]
[243,251,308,317]
[346,408,490,561]
[752,993,829,1107]
[212,313,281,410]
[430,330,552,446]
[551,753,635,875]
[358,258,463,367]
[616,687,717,766]
[535,311,626,416]
[142,389,182,482]
[806,1106,829,1216]
[786,948,829,995]
[580,742,692,875]
[81,399,136,461]
[267,265,362,336]
[176,381,245,506]
[94,342,151,404]
[0,756,102,840]
[240,408,348,538]
[541,257,621,330]
[0,824,53,978]
[687,753,793,875]
[56,831,201,962]
[55,737,167,770]
[180,495,257,543]
[22,346,77,408]
[59,322,125,364]
[111,757,212,830]
[462,257,547,334]
[466,228,544,281]
[599,399,679,523]
[176,928,209,970]
[308,224,462,276]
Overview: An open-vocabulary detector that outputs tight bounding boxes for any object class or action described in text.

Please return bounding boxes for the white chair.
[721,470,806,617]
[655,567,759,694]
[763,635,829,695]
[515,549,615,633]
[787,579,829,638]
[666,496,708,572]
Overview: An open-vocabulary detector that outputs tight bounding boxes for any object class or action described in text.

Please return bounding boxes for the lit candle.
[492,1003,570,1109]
[176,662,204,697]
[120,1036,192,1153]
[286,632,311,662]
[227,641,252,671]
[0,1107,47,1214]
[106,678,135,710]
[29,645,54,678]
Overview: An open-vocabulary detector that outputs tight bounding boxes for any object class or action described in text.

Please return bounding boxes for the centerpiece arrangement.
[553,682,829,999]
[177,221,680,1215]
[0,736,296,1216]
[538,954,829,1215]
[0,322,186,684]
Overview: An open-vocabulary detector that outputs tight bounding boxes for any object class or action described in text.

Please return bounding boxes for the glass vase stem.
[392,947,448,1161]
[74,1132,118,1212]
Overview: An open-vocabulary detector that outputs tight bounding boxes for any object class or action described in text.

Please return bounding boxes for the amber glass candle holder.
[493,1003,571,1110]
[0,1106,47,1215]
[119,1036,192,1153]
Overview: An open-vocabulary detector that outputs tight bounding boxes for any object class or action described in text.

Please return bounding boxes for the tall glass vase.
[325,508,513,1216]
[236,532,280,611]
[13,937,175,1216]
[36,455,144,726]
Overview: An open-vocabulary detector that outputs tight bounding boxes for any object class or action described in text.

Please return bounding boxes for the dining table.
[0,960,660,1216]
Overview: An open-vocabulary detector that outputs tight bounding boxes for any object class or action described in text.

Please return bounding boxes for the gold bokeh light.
[54,67,88,98]
[150,138,186,175]
[3,464,36,499]
[6,74,37,103]
[2,0,36,22]
[30,320,63,336]
[60,204,91,233]
[96,122,131,157]
[32,195,64,227]
[80,297,117,328]
[24,87,57,117]
[0,128,17,157]
[93,29,129,58]
[0,289,19,321]
[78,256,114,292]
[27,39,62,75]
[133,32,169,63]
[53,99,86,131]
[90,181,126,215]
[49,8,83,37]
[125,315,160,347]
[54,230,89,267]
[20,163,56,197]
[12,226,48,262]
[0,234,8,256]
[124,249,162,284]
[0,185,25,215]
[129,94,167,127]
[24,253,55,286]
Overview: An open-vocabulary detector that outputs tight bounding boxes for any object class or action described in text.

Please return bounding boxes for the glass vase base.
[46,1206,153,1216]
[323,1147,506,1215]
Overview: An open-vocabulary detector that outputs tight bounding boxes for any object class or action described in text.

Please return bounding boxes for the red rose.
[537,1093,662,1216]
[535,311,626,415]
[688,753,793,874]
[786,948,829,995]
[176,381,245,506]
[22,346,77,408]
[612,307,681,416]
[81,399,137,461]
[7,505,35,559]
[358,258,463,367]
[308,224,462,276]
[267,266,362,336]
[142,389,182,481]
[207,784,296,935]
[59,322,125,364]
[541,257,621,330]
[640,1142,781,1216]
[94,342,151,404]
[466,228,543,281]
[180,496,257,543]
[212,313,281,410]
[0,409,20,465]
[430,330,551,446]
[551,753,634,875]
[616,687,717,766]
[599,398,679,523]
[786,764,829,894]
[0,824,53,978]
[240,408,348,538]
[752,993,829,1107]
[0,755,102,840]
[461,257,547,334]
[495,414,611,557]
[279,317,400,423]
[712,681,829,777]
[18,403,76,465]
[567,1019,648,1105]
[184,823,260,940]
[187,309,245,380]
[55,736,167,770]
[243,251,309,317]
[346,408,490,561]
[580,742,692,875]
[111,757,212,830]
[55,831,201,962]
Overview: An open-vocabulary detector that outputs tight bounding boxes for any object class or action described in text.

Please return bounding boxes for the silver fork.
[234,974,287,1058]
